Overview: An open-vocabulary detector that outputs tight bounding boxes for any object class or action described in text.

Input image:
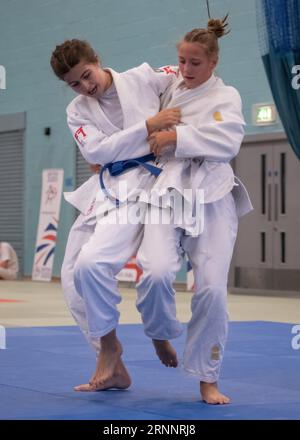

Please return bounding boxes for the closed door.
[234,140,300,290]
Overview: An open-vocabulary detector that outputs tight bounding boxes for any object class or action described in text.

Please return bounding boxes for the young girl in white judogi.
[136,17,252,404]
[50,39,180,391]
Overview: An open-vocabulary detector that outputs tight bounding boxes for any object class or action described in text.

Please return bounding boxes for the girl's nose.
[81,79,90,92]
[183,64,191,74]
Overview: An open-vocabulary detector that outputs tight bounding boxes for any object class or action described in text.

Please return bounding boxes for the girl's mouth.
[89,86,97,95]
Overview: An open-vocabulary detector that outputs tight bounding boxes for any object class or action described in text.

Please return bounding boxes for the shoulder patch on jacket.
[154,66,178,76]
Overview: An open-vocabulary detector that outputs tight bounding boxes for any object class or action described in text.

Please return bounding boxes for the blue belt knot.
[99,153,161,206]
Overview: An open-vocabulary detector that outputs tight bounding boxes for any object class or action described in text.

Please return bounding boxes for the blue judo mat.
[0,322,299,420]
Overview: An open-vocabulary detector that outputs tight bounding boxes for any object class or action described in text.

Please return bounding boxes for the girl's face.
[178,41,217,89]
[64,60,112,99]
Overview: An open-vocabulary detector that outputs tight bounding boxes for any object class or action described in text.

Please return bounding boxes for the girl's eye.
[83,73,90,79]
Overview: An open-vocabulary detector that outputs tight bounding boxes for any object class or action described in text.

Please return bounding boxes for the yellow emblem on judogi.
[213,111,223,121]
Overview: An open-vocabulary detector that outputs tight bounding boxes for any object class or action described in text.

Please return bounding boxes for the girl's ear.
[211,55,218,69]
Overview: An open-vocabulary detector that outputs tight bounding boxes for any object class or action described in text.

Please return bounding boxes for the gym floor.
[1,279,300,328]
[1,280,300,420]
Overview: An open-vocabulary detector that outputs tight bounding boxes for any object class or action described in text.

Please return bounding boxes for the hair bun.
[207,15,230,38]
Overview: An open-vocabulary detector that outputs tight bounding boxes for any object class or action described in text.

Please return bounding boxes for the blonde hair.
[50,39,99,80]
[178,15,230,59]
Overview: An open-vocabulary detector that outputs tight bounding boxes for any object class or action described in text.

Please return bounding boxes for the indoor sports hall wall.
[0,0,282,277]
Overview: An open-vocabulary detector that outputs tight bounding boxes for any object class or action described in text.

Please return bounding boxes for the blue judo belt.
[99,153,162,206]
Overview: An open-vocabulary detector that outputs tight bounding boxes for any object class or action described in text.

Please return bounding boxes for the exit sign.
[252,103,277,126]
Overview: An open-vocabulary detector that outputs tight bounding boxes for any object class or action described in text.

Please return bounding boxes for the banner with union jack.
[32,169,64,282]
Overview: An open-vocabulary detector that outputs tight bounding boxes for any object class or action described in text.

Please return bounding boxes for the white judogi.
[64,63,177,219]
[136,74,253,382]
[61,63,177,344]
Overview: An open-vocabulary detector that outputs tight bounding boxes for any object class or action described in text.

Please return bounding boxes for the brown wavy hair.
[50,39,99,79]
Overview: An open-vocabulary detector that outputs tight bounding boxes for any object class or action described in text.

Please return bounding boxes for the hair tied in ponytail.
[207,14,230,38]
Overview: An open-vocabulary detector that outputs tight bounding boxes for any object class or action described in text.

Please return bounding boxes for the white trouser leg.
[61,214,100,354]
[0,268,17,280]
[181,192,238,382]
[74,204,144,338]
[136,205,184,340]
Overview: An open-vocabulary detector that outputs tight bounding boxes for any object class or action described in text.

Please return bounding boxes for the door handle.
[274,183,279,222]
[268,183,272,221]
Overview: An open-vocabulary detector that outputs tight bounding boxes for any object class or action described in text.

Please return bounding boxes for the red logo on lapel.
[75,126,87,145]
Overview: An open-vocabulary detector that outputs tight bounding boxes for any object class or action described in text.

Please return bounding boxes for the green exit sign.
[252,103,277,126]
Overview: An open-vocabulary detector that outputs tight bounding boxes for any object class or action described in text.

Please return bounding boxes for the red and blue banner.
[32,169,64,282]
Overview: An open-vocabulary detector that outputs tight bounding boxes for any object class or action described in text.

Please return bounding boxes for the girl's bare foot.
[91,337,123,388]
[200,381,230,404]
[75,330,123,391]
[74,359,131,392]
[92,359,131,391]
[152,339,178,367]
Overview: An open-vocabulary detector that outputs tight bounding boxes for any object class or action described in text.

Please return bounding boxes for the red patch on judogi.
[75,126,87,144]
